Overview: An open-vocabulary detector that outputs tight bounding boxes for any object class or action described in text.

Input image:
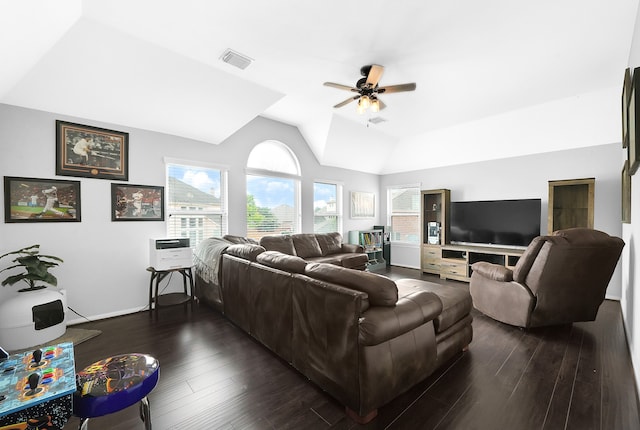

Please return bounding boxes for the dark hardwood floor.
[64,266,640,429]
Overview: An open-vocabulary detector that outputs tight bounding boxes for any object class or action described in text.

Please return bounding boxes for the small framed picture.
[111,183,164,221]
[623,160,632,223]
[4,176,81,223]
[622,68,631,149]
[350,191,375,218]
[56,120,129,180]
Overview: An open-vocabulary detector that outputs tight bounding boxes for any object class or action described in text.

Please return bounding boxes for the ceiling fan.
[324,64,416,114]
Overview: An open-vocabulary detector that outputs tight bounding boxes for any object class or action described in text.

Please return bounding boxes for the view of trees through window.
[314,182,341,233]
[246,174,299,240]
[166,163,226,248]
[246,141,301,240]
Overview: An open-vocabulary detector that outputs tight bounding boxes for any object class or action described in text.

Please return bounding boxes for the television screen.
[449,199,541,247]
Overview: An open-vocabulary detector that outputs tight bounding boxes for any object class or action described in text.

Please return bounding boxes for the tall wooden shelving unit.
[420,189,450,276]
[548,178,595,233]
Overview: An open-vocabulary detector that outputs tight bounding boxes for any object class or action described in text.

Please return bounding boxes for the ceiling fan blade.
[377,99,387,110]
[378,83,417,94]
[324,82,359,92]
[334,95,360,108]
[365,64,384,87]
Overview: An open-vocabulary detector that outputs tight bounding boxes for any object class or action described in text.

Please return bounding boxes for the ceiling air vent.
[368,116,386,124]
[220,49,253,70]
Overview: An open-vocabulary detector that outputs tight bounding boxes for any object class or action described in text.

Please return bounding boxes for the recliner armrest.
[471,262,513,282]
[359,291,443,346]
[341,243,364,253]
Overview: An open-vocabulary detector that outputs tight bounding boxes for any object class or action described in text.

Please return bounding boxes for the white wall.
[622,0,640,398]
[380,143,624,298]
[0,104,379,323]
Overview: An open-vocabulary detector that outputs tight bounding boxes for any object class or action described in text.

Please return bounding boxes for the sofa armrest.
[471,262,513,282]
[341,243,364,253]
[359,291,443,346]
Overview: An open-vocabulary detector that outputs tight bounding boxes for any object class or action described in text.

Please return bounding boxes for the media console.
[424,243,525,282]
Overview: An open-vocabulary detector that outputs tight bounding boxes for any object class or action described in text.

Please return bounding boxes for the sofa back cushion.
[259,235,296,255]
[292,234,323,258]
[316,232,343,256]
[256,251,308,274]
[223,234,258,245]
[513,236,546,283]
[305,263,398,306]
[224,244,265,262]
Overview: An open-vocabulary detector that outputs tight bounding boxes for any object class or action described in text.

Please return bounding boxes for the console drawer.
[440,262,467,277]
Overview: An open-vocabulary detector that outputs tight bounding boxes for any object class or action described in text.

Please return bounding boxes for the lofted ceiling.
[1,0,638,174]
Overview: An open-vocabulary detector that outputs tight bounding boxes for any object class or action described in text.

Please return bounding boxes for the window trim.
[313,180,343,234]
[165,159,228,248]
[387,183,421,245]
[245,141,302,240]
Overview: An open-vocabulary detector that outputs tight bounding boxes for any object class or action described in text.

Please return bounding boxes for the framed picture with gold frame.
[56,120,129,180]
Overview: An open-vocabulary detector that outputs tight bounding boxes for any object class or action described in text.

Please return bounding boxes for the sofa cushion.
[292,234,323,258]
[223,234,258,245]
[306,253,369,270]
[305,263,398,306]
[225,244,265,262]
[396,279,472,333]
[316,232,343,256]
[256,251,308,274]
[259,235,296,255]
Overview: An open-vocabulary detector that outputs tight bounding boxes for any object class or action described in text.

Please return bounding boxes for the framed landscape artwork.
[56,120,129,181]
[111,183,164,221]
[350,191,375,218]
[629,68,640,175]
[622,67,631,149]
[4,176,81,223]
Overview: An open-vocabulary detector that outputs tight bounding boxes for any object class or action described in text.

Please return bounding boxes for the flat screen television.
[449,198,541,248]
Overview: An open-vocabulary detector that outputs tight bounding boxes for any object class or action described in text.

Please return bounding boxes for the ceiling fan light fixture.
[357,95,371,114]
[370,99,380,113]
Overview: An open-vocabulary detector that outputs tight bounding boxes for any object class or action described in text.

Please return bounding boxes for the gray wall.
[0,104,379,322]
[622,0,640,397]
[380,143,624,298]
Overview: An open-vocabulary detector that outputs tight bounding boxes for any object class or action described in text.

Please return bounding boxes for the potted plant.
[0,245,63,292]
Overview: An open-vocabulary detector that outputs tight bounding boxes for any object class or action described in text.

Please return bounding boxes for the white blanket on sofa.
[193,237,231,286]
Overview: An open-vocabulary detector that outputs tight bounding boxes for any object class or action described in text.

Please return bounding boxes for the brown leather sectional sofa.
[259,232,369,270]
[194,233,473,423]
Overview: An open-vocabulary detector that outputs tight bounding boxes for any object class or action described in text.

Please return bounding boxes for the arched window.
[247,140,300,175]
[246,141,301,240]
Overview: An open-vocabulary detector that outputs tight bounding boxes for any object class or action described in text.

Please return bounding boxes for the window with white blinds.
[314,182,342,234]
[166,162,227,249]
[388,185,420,244]
[246,141,301,241]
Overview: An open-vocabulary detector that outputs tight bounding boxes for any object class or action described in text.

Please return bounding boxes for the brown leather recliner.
[469,228,624,328]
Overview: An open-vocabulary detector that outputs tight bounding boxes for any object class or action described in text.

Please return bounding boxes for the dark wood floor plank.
[60,268,639,430]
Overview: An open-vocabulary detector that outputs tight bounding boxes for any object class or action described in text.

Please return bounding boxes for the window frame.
[313,180,343,234]
[387,184,421,245]
[245,141,301,240]
[164,157,228,248]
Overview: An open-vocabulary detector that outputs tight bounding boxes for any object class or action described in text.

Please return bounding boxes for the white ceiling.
[1,0,638,174]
